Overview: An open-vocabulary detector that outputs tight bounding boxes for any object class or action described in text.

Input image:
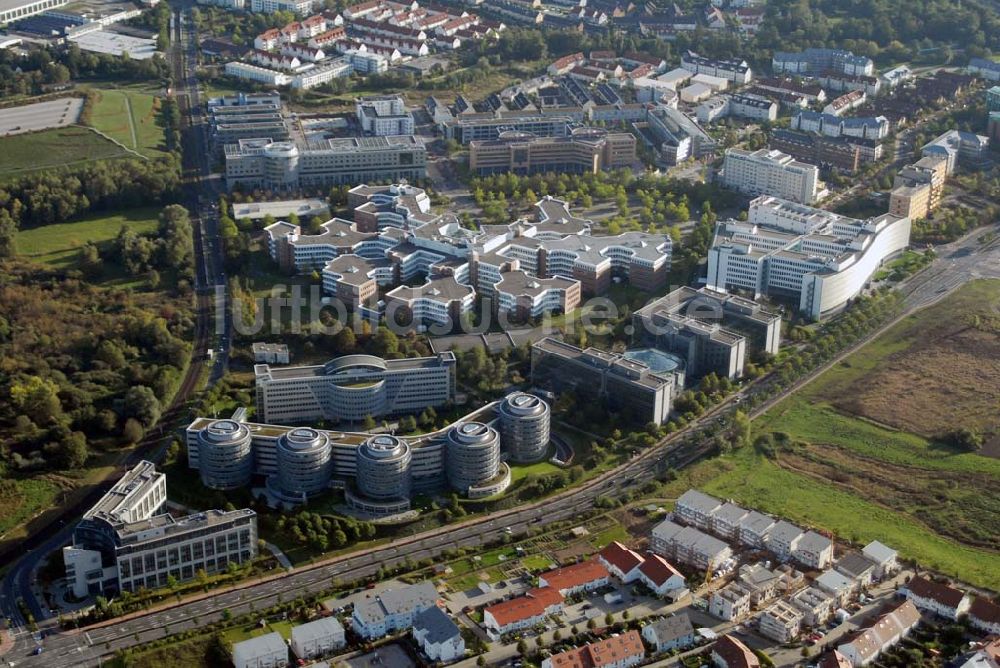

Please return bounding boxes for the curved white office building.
[273,427,333,500]
[195,420,254,490]
[498,393,551,463]
[445,422,501,493]
[356,435,412,502]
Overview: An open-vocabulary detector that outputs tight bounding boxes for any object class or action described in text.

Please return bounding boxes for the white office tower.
[356,435,412,502]
[194,419,254,490]
[498,392,551,463]
[721,148,822,205]
[445,422,501,493]
[272,427,333,501]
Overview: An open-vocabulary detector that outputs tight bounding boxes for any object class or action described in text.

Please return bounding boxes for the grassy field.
[0,478,61,540]
[0,126,128,178]
[665,279,1000,590]
[87,88,167,157]
[17,207,161,269]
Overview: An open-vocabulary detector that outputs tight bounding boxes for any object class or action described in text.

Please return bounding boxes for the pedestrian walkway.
[264,542,294,570]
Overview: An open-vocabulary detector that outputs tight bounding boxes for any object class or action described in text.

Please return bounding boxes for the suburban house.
[538,559,611,596]
[900,576,970,621]
[542,629,645,668]
[637,554,687,597]
[817,650,853,668]
[815,568,858,606]
[861,541,898,578]
[835,553,877,587]
[836,599,920,667]
[710,582,753,621]
[968,596,1000,635]
[412,605,465,664]
[352,581,439,638]
[792,531,834,569]
[642,613,697,654]
[483,587,564,635]
[599,541,646,583]
[711,634,761,668]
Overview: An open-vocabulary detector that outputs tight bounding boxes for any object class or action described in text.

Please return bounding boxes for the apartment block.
[710,582,753,621]
[837,600,920,666]
[673,489,722,530]
[352,581,439,638]
[758,600,803,642]
[793,530,834,569]
[720,148,822,204]
[773,48,874,77]
[681,50,753,85]
[541,630,645,668]
[921,129,991,175]
[792,586,835,626]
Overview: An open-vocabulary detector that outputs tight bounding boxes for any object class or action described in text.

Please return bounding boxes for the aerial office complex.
[530,337,684,425]
[632,286,782,379]
[720,148,823,205]
[224,135,426,191]
[263,185,671,326]
[63,461,257,598]
[706,196,912,319]
[468,128,636,176]
[356,95,415,136]
[186,392,551,513]
[253,352,458,424]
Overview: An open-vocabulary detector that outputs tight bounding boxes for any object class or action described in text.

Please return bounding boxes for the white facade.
[720,148,821,204]
[707,197,912,320]
[225,61,290,86]
[357,95,415,136]
[290,617,345,660]
[233,632,287,668]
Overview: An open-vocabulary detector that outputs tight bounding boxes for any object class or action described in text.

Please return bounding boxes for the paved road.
[5,220,999,667]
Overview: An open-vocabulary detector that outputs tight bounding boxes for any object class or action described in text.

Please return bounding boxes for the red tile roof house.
[538,559,610,596]
[636,553,687,596]
[542,629,646,668]
[483,586,563,636]
[711,634,760,668]
[900,576,970,621]
[598,542,645,583]
[969,596,1000,635]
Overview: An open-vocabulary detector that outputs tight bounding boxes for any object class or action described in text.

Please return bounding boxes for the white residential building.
[861,541,898,578]
[232,632,288,668]
[357,95,415,136]
[720,148,822,205]
[710,583,753,621]
[290,617,345,661]
[412,605,465,664]
[900,576,970,621]
[793,530,834,569]
[352,581,439,638]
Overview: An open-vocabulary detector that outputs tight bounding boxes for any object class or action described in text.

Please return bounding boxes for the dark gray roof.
[646,613,694,643]
[413,605,461,643]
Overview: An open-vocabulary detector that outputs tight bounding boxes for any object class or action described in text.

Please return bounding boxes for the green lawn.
[691,448,1000,590]
[0,126,128,178]
[590,524,630,550]
[521,554,556,571]
[17,207,161,269]
[0,478,61,539]
[88,88,167,156]
[509,459,561,484]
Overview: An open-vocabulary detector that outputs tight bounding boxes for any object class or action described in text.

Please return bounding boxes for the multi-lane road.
[4,218,998,666]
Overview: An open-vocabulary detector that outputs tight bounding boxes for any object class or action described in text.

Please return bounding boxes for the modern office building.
[445,422,502,494]
[888,155,948,222]
[468,128,636,176]
[356,434,412,503]
[706,196,912,319]
[192,418,254,490]
[633,286,782,379]
[384,276,476,329]
[356,95,415,136]
[185,397,542,511]
[531,338,682,425]
[224,135,426,191]
[769,129,862,174]
[253,352,457,424]
[497,392,551,463]
[0,0,69,24]
[921,129,991,175]
[494,270,581,321]
[720,148,823,204]
[773,48,874,77]
[987,86,1000,112]
[63,461,257,598]
[969,57,1000,82]
[269,427,334,503]
[442,112,574,144]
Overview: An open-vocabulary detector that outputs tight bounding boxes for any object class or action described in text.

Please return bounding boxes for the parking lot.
[0,98,84,136]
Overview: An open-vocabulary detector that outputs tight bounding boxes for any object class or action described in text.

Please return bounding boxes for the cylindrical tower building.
[445,422,501,493]
[196,420,254,490]
[275,427,332,498]
[498,392,550,464]
[356,435,411,501]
